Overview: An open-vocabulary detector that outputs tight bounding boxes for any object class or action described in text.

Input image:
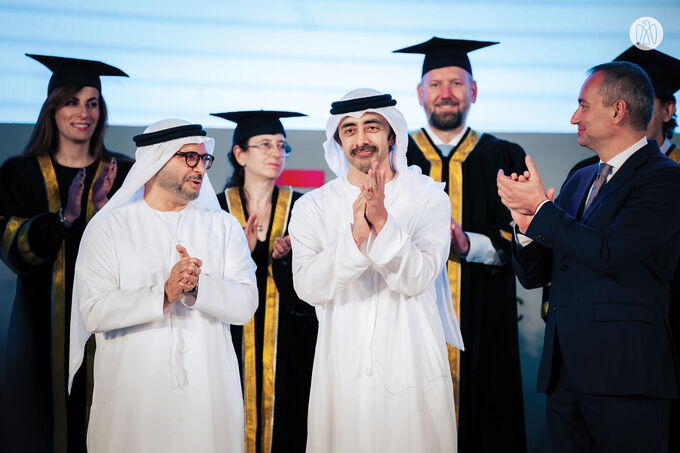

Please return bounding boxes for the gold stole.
[225,186,293,453]
[36,154,103,453]
[667,144,680,164]
[410,128,481,415]
[1,217,25,263]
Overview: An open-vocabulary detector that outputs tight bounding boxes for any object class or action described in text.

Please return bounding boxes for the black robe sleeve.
[406,133,432,174]
[461,135,527,267]
[0,156,69,276]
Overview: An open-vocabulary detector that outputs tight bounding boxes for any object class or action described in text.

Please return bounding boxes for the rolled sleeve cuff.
[150,282,169,318]
[345,222,372,264]
[463,232,502,265]
[366,215,405,266]
[514,224,534,248]
[534,199,551,215]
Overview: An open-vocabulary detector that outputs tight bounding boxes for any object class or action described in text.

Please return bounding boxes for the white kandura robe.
[289,168,457,453]
[72,199,258,453]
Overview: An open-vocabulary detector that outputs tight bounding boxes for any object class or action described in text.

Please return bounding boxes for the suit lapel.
[559,165,596,219]
[573,168,597,219]
[581,143,656,222]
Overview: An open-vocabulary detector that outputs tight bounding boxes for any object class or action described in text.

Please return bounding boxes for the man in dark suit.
[556,45,680,453]
[497,61,680,452]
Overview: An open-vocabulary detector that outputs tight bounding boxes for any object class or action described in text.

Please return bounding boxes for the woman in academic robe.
[213,110,318,453]
[0,54,133,453]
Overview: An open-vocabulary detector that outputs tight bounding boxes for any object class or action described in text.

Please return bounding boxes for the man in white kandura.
[289,89,464,452]
[68,119,258,452]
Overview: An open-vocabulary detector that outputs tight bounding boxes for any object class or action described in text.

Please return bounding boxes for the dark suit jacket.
[513,142,680,399]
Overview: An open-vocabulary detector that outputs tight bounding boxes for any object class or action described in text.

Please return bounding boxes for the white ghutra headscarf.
[323,89,464,350]
[323,88,409,178]
[68,119,220,391]
[101,119,219,213]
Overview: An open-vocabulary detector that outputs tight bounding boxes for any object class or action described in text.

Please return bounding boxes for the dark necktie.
[584,162,612,211]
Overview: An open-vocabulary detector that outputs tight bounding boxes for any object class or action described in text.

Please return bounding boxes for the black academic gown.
[407,127,528,453]
[0,151,133,453]
[217,186,318,453]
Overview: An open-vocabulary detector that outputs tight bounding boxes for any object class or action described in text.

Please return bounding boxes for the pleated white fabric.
[68,119,258,452]
[73,200,257,452]
[291,157,460,452]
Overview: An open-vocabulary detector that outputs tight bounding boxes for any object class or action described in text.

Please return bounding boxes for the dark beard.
[155,174,201,201]
[429,111,463,131]
[178,175,202,201]
[350,145,377,174]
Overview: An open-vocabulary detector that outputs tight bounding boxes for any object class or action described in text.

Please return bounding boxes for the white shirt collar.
[425,124,468,147]
[601,136,647,176]
[658,138,671,154]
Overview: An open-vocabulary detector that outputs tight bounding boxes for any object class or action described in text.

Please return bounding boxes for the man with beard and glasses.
[68,119,258,452]
[289,89,464,452]
[394,37,528,453]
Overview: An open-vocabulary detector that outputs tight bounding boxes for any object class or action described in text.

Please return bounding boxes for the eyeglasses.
[245,141,292,157]
[175,151,215,170]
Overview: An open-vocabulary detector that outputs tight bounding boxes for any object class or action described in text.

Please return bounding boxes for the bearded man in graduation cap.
[0,54,133,453]
[68,119,258,452]
[289,89,464,452]
[394,37,527,453]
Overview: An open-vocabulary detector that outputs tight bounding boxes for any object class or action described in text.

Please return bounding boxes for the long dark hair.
[659,93,678,140]
[22,83,111,161]
[224,139,249,189]
[663,111,677,139]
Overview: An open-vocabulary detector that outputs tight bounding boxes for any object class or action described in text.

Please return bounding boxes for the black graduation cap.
[211,110,307,147]
[393,37,498,77]
[614,46,680,100]
[26,53,128,95]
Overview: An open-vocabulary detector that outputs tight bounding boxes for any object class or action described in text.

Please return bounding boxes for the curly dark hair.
[660,95,677,140]
[224,140,249,190]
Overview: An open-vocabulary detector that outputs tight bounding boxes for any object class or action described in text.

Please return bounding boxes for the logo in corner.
[630,17,663,50]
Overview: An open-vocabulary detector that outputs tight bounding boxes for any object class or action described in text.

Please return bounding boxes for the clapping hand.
[272,235,292,259]
[92,157,118,211]
[164,245,202,307]
[450,218,470,256]
[496,155,555,233]
[352,193,371,247]
[63,168,86,224]
[244,214,258,253]
[360,158,388,233]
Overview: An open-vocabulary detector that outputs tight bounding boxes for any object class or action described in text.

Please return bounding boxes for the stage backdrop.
[1,1,679,451]
[1,1,678,133]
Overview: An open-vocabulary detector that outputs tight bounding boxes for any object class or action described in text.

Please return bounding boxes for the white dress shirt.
[425,125,504,265]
